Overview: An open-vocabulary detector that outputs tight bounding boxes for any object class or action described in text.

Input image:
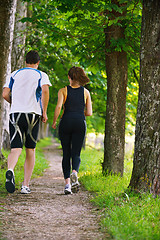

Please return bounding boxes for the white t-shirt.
[3,67,52,115]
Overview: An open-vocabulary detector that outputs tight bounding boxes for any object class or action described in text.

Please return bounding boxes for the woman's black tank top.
[63,85,85,120]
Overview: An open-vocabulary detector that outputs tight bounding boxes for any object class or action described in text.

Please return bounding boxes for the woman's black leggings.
[59,118,86,179]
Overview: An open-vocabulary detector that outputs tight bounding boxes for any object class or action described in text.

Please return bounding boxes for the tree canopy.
[21,0,141,134]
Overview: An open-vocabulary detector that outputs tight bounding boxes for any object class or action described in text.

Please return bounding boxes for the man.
[2,50,52,194]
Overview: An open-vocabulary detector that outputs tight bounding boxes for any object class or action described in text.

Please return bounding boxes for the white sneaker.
[21,186,31,194]
[70,172,80,193]
[64,184,72,195]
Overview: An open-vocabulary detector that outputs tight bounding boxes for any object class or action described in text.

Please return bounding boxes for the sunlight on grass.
[79,147,160,240]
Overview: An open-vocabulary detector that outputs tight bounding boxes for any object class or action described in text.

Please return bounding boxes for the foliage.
[79,147,160,240]
[126,59,139,134]
[22,0,142,134]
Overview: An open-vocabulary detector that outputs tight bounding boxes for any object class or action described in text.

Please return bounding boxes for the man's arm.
[41,84,49,123]
[2,87,11,103]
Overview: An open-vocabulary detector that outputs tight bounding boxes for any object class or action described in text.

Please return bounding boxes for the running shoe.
[5,169,15,193]
[21,186,31,194]
[64,184,72,195]
[70,172,80,193]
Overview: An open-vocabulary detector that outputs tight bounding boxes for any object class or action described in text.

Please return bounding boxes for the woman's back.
[63,85,85,119]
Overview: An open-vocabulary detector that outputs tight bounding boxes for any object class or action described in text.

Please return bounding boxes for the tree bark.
[0,0,17,157]
[103,1,128,176]
[2,0,27,151]
[11,0,27,71]
[129,0,160,196]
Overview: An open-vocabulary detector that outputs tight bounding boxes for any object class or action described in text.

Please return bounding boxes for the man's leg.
[7,148,22,170]
[23,148,35,187]
[6,112,24,193]
[22,113,40,192]
[6,148,22,193]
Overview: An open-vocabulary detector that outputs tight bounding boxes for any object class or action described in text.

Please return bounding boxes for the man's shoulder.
[11,70,18,76]
[12,68,45,78]
[12,68,39,77]
[39,70,51,86]
[40,70,49,78]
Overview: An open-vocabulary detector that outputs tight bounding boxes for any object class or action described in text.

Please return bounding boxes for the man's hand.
[42,112,48,123]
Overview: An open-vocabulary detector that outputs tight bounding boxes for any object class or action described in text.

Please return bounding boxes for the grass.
[0,137,52,196]
[79,147,160,240]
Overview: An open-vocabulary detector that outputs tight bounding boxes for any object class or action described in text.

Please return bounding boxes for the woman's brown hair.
[68,66,90,86]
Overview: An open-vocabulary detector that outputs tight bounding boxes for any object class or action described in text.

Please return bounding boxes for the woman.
[52,66,92,194]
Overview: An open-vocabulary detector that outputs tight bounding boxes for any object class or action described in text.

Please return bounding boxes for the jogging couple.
[2,50,92,195]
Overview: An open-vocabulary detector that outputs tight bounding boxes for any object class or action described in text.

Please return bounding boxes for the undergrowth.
[79,147,160,240]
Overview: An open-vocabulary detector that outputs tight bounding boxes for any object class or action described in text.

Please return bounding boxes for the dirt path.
[0,139,109,240]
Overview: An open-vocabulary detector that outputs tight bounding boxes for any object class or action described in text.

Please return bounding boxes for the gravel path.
[0,139,109,240]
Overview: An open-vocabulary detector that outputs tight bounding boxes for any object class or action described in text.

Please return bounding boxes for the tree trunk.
[0,0,17,157]
[129,0,160,196]
[2,0,27,151]
[11,0,27,71]
[2,27,14,151]
[103,2,128,176]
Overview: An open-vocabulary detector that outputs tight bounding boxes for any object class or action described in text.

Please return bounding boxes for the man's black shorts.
[9,113,40,149]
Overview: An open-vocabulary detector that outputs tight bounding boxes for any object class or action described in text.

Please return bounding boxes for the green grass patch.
[0,137,52,196]
[79,147,160,240]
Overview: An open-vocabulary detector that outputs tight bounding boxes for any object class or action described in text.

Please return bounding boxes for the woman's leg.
[59,119,72,182]
[61,137,72,181]
[71,119,86,172]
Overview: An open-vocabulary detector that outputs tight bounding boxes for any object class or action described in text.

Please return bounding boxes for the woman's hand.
[52,122,56,129]
[52,89,64,129]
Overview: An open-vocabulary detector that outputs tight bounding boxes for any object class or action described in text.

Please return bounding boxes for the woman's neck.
[70,82,80,88]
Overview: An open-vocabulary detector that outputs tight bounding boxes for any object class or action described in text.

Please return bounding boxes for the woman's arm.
[52,89,64,129]
[84,89,92,116]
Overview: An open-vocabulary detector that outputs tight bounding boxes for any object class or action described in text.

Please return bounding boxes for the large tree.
[129,0,160,196]
[103,0,128,175]
[0,0,17,157]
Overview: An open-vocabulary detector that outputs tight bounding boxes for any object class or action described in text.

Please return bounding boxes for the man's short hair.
[26,50,40,64]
